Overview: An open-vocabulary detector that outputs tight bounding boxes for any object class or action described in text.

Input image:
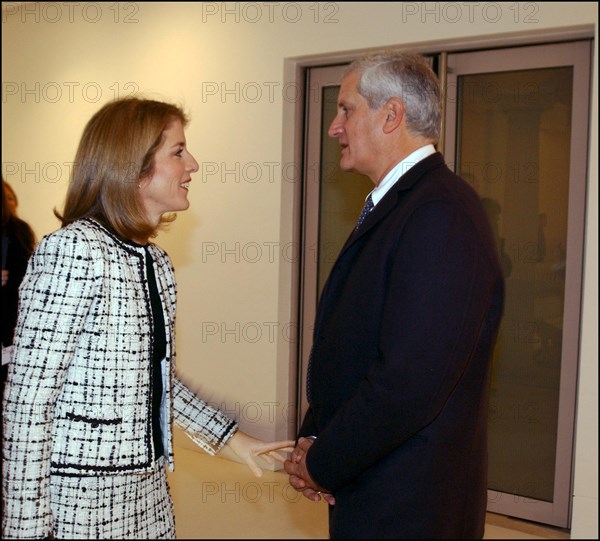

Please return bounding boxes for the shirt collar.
[369,144,437,206]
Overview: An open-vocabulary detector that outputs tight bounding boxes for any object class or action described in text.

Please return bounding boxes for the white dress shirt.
[368,144,437,207]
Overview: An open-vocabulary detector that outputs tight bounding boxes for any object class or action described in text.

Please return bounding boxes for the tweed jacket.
[2,218,237,538]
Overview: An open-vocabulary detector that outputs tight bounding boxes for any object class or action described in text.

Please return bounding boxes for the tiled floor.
[167,439,570,539]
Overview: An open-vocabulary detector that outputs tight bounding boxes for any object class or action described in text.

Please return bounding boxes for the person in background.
[2,97,293,540]
[1,178,36,388]
[481,197,512,279]
[284,50,505,539]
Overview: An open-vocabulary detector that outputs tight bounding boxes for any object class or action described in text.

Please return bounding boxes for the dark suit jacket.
[299,153,504,539]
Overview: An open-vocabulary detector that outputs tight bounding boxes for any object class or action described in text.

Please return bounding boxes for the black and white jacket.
[2,218,237,537]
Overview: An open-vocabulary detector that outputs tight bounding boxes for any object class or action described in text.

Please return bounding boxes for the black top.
[144,247,165,459]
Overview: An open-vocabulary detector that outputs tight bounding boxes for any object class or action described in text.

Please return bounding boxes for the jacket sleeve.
[298,406,317,439]
[2,231,97,539]
[172,376,238,455]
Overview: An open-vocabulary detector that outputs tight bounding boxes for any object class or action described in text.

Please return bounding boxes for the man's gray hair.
[345,50,441,143]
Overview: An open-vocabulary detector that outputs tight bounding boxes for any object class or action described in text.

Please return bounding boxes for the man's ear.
[382,98,404,134]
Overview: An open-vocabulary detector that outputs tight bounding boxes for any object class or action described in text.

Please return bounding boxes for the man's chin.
[339,160,354,173]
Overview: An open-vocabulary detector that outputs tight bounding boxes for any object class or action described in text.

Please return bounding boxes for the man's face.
[328,71,386,182]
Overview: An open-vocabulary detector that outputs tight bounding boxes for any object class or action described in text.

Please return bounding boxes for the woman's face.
[138,119,199,225]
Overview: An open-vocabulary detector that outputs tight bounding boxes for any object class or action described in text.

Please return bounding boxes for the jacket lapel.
[336,152,446,258]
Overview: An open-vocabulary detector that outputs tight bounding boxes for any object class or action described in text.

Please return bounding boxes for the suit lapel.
[315,153,447,332]
[336,153,446,258]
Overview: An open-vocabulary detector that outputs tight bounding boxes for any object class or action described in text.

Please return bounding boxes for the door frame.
[278,22,594,525]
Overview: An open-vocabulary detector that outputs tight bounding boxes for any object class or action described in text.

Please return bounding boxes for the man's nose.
[328,116,343,138]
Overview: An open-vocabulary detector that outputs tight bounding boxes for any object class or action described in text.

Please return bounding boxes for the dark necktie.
[355,193,374,230]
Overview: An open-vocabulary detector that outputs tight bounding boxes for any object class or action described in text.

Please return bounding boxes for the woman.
[1,178,36,384]
[2,97,293,539]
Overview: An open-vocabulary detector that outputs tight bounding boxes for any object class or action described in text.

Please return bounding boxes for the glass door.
[298,65,372,424]
[444,40,590,528]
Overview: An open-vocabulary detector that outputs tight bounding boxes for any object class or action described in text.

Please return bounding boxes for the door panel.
[298,65,371,424]
[445,40,590,528]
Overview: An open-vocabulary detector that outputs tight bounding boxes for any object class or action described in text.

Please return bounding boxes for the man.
[284,50,504,539]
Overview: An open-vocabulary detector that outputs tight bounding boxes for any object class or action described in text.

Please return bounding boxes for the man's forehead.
[338,72,360,102]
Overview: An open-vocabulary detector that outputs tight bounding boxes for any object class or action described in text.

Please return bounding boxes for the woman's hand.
[223,430,295,477]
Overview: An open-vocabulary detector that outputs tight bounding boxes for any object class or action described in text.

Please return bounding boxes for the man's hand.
[284,437,336,505]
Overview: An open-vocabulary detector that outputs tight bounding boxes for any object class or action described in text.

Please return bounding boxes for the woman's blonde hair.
[56,97,188,240]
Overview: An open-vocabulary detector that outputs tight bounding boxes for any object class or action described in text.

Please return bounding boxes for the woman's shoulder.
[41,219,96,244]
[38,219,119,259]
[4,215,32,235]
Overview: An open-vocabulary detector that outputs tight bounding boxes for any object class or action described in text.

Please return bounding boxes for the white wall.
[2,2,597,537]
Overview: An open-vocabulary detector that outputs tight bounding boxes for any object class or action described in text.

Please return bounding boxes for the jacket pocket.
[65,410,123,428]
[51,405,134,473]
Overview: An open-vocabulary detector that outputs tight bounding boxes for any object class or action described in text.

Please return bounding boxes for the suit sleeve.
[306,200,499,491]
[298,406,317,439]
[2,232,96,539]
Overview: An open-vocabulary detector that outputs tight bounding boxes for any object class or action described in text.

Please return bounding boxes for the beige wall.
[2,2,597,537]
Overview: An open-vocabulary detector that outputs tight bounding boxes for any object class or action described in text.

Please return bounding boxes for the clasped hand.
[284,437,336,505]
